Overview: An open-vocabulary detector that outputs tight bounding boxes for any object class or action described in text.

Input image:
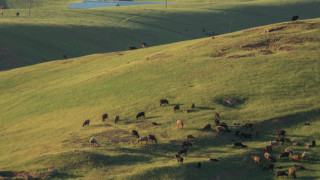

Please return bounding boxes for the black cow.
[159,99,169,106]
[82,119,90,127]
[102,113,108,122]
[203,124,212,131]
[136,112,145,120]
[292,16,299,21]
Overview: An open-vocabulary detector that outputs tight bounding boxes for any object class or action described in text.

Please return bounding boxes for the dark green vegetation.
[1,0,320,70]
[1,16,320,179]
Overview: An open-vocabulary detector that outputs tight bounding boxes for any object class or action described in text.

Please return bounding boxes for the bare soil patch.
[261,26,286,34]
[145,53,172,61]
[240,38,280,49]
[218,46,233,52]
[260,50,273,55]
[214,52,229,57]
[227,53,255,58]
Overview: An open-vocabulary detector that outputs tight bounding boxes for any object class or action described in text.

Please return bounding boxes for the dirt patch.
[260,50,273,55]
[218,46,233,52]
[261,26,286,34]
[240,38,280,49]
[92,129,132,144]
[0,171,40,179]
[227,53,255,58]
[276,46,293,52]
[283,37,317,44]
[306,22,320,30]
[137,122,154,129]
[145,53,172,61]
[214,52,229,57]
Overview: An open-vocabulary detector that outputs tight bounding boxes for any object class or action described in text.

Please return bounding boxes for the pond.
[67,0,173,8]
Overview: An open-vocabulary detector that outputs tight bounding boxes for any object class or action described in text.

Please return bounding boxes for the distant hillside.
[0,18,319,179]
[1,0,320,70]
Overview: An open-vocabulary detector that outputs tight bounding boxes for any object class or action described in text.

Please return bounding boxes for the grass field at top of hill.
[1,0,320,70]
[1,17,320,179]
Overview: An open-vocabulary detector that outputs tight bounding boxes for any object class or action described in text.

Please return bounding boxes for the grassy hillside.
[1,0,320,70]
[1,18,320,179]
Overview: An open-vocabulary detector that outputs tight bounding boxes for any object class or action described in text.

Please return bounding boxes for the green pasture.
[0,16,320,179]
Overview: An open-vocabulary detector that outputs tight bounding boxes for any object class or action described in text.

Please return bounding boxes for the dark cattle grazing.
[142,42,148,48]
[159,99,169,106]
[263,145,273,152]
[136,112,145,120]
[210,158,219,162]
[147,134,157,143]
[16,12,19,16]
[62,54,68,59]
[277,130,286,136]
[178,149,187,156]
[303,122,311,126]
[243,122,253,130]
[203,124,212,131]
[191,103,195,108]
[173,105,180,112]
[263,164,274,171]
[234,130,242,137]
[275,137,285,145]
[82,119,90,127]
[131,130,140,138]
[312,140,316,147]
[176,155,184,163]
[280,152,290,159]
[197,162,201,169]
[240,132,252,140]
[102,113,108,122]
[276,171,288,178]
[187,135,195,140]
[233,142,247,148]
[182,140,192,148]
[292,16,299,21]
[129,47,137,50]
[294,164,306,171]
[114,116,119,124]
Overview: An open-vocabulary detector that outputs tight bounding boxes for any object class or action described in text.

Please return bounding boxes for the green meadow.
[0,0,320,179]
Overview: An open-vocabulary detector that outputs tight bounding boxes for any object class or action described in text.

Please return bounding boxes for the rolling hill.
[0,0,320,70]
[0,17,320,179]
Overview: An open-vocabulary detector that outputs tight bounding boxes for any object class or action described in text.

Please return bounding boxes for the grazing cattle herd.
[82,98,317,178]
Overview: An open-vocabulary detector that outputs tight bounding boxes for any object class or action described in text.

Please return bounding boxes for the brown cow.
[177,120,183,129]
[173,105,180,112]
[252,156,261,165]
[214,113,220,120]
[289,168,296,178]
[292,155,300,162]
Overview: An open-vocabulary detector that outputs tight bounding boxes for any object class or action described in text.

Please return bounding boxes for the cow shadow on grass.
[145,116,162,120]
[197,106,215,110]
